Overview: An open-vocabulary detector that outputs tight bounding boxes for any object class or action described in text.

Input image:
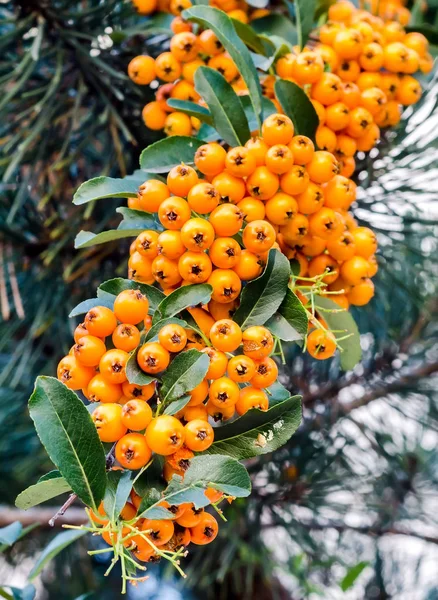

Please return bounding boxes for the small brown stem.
[49,493,78,527]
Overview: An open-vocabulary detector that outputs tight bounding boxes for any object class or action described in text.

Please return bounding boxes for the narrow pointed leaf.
[266,289,308,340]
[103,470,133,521]
[251,14,298,45]
[68,297,114,318]
[161,349,209,403]
[206,395,302,459]
[140,136,204,173]
[145,317,187,342]
[28,377,107,511]
[28,530,87,580]
[0,522,22,546]
[16,477,72,510]
[73,175,147,205]
[154,283,212,323]
[232,18,273,55]
[274,80,319,142]
[98,278,164,311]
[166,99,213,125]
[115,207,162,231]
[126,348,158,386]
[295,0,316,49]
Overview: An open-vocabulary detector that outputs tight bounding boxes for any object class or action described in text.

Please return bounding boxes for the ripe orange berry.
[128,252,154,284]
[280,214,309,245]
[171,16,192,33]
[212,171,246,204]
[245,136,269,166]
[235,386,269,415]
[340,255,371,285]
[165,446,194,475]
[85,306,117,338]
[242,326,274,360]
[122,380,155,401]
[251,356,278,388]
[145,415,185,455]
[113,289,149,325]
[351,227,377,258]
[308,254,339,284]
[176,506,204,528]
[333,29,363,60]
[208,298,239,321]
[396,76,422,106]
[237,197,266,222]
[155,52,182,82]
[158,323,187,352]
[99,349,128,385]
[73,322,89,344]
[308,208,344,240]
[299,234,326,257]
[265,144,294,175]
[138,342,170,374]
[183,404,209,422]
[116,433,152,470]
[194,143,226,176]
[206,399,235,422]
[209,204,244,237]
[156,230,185,260]
[133,0,158,14]
[158,197,191,230]
[225,146,257,178]
[128,55,156,85]
[141,518,175,546]
[201,347,228,380]
[186,182,219,214]
[288,136,314,165]
[88,374,123,403]
[293,51,324,84]
[210,319,242,352]
[208,237,241,269]
[307,329,336,360]
[178,252,213,283]
[184,419,214,451]
[208,269,242,304]
[167,164,199,197]
[121,400,153,431]
[296,182,325,215]
[190,513,218,545]
[209,376,240,408]
[347,278,374,306]
[345,106,373,138]
[152,255,182,288]
[275,52,296,78]
[341,81,361,109]
[265,192,298,226]
[135,231,159,259]
[164,112,192,136]
[170,31,199,62]
[74,335,106,367]
[242,220,276,253]
[246,166,279,200]
[198,28,224,55]
[307,151,340,184]
[233,249,265,281]
[312,73,343,105]
[326,231,356,261]
[227,354,256,383]
[324,175,356,210]
[208,54,238,82]
[138,180,170,213]
[57,355,95,391]
[180,218,215,252]
[262,114,294,146]
[280,165,309,196]
[92,403,127,442]
[187,379,209,407]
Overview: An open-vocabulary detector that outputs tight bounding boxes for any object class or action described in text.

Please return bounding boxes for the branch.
[0,505,87,528]
[48,493,78,527]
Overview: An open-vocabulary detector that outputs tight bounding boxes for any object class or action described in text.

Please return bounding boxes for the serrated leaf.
[28,530,87,580]
[0,522,22,546]
[206,395,302,459]
[161,349,209,404]
[145,317,188,342]
[194,67,251,146]
[28,377,107,511]
[154,283,212,323]
[295,0,316,49]
[103,470,133,521]
[275,80,319,141]
[126,348,158,386]
[274,80,319,142]
[314,296,362,371]
[183,6,263,125]
[16,477,72,510]
[234,250,290,329]
[251,14,298,45]
[266,289,308,340]
[166,99,213,125]
[140,136,204,173]
[98,278,164,311]
[73,175,146,205]
[340,561,369,591]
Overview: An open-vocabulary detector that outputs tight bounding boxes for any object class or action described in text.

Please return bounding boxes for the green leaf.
[144,317,188,342]
[28,530,87,580]
[232,18,273,55]
[295,0,316,49]
[98,278,164,311]
[183,6,263,125]
[15,477,72,510]
[340,561,369,591]
[206,395,302,459]
[115,207,162,231]
[72,175,146,205]
[134,456,166,496]
[314,296,362,371]
[2,584,36,600]
[150,455,251,510]
[161,349,209,404]
[251,14,298,45]
[166,99,213,125]
[0,522,22,546]
[163,395,191,416]
[266,380,291,404]
[266,289,308,341]
[154,283,212,323]
[38,470,62,482]
[234,250,290,329]
[103,470,133,521]
[126,348,158,387]
[140,136,204,173]
[74,228,144,249]
[240,94,277,133]
[28,377,107,511]
[256,34,293,71]
[137,488,174,520]
[194,67,251,146]
[68,297,114,318]
[274,80,319,142]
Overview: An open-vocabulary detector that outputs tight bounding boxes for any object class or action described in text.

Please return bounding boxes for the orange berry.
[170,31,199,62]
[138,180,170,213]
[209,237,241,269]
[190,513,218,545]
[210,319,242,352]
[167,164,199,197]
[92,403,127,442]
[340,255,371,285]
[184,419,214,451]
[142,101,167,130]
[296,182,325,215]
[292,51,324,84]
[155,52,182,82]
[265,144,294,174]
[242,326,274,360]
[145,415,185,455]
[280,165,309,196]
[206,399,235,422]
[198,29,224,55]
[233,249,265,281]
[209,204,244,236]
[209,376,240,408]
[74,335,106,367]
[347,278,374,305]
[122,380,156,401]
[246,166,279,200]
[308,254,339,284]
[307,329,336,359]
[235,386,268,415]
[225,146,257,177]
[88,374,123,404]
[312,73,343,105]
[141,518,174,546]
[208,268,242,304]
[227,354,256,383]
[326,230,356,261]
[178,252,213,283]
[152,255,182,288]
[158,197,191,230]
[99,349,129,385]
[164,112,192,136]
[116,433,152,470]
[212,171,246,203]
[137,342,170,374]
[242,219,276,253]
[245,136,269,166]
[308,208,344,240]
[237,197,266,222]
[128,55,156,85]
[307,151,340,184]
[113,289,149,325]
[201,347,228,380]
[351,227,377,258]
[262,114,294,146]
[121,400,153,431]
[194,143,226,176]
[57,355,95,391]
[157,230,186,260]
[187,379,209,407]
[183,404,209,422]
[288,135,314,165]
[280,214,309,245]
[158,323,188,352]
[85,306,117,337]
[251,356,278,388]
[180,218,215,252]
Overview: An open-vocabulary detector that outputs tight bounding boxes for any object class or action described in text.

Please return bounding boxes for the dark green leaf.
[126,348,158,387]
[251,14,298,45]
[74,228,144,249]
[98,278,164,311]
[68,297,114,318]
[0,522,22,546]
[73,175,146,205]
[161,349,209,403]
[134,456,166,496]
[154,283,212,323]
[314,296,362,371]
[340,561,369,591]
[183,6,263,125]
[265,289,308,340]
[295,0,316,49]
[197,123,221,142]
[139,136,204,173]
[234,250,290,329]
[15,477,71,510]
[103,470,133,521]
[38,470,62,482]
[166,99,213,125]
[28,377,107,511]
[232,18,273,55]
[266,380,291,404]
[274,80,319,142]
[194,67,251,146]
[163,395,191,415]
[137,488,174,520]
[115,207,162,232]
[206,395,302,459]
[240,95,277,133]
[145,317,187,342]
[28,530,87,580]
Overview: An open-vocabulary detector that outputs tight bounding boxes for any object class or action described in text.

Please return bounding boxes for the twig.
[49,493,78,527]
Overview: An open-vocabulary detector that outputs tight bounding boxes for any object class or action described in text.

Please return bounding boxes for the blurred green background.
[1,1,438,598]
